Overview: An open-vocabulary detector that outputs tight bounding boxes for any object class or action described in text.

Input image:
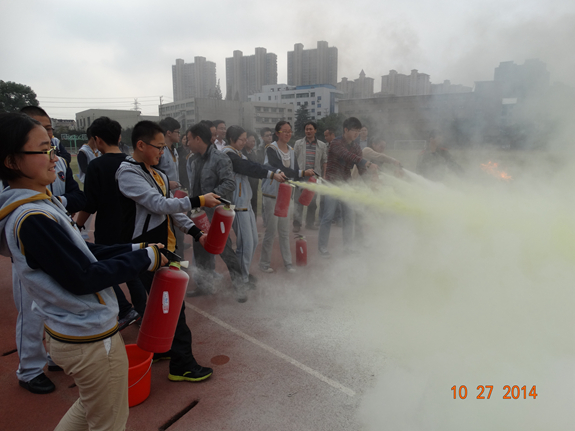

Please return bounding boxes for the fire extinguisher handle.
[160,248,182,263]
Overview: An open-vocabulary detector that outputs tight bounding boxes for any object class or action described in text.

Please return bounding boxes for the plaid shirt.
[325,136,366,182]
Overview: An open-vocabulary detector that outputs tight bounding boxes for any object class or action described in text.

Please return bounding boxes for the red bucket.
[126,344,153,407]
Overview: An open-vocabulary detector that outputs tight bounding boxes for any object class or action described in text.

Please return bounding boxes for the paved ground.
[0,215,380,431]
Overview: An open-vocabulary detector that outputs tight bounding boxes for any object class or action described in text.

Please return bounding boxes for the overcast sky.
[1,0,573,119]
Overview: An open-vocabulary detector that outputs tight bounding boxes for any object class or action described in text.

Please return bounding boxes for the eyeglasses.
[144,141,167,151]
[19,146,58,160]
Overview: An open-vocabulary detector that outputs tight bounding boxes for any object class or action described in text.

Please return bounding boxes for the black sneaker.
[118,309,141,331]
[152,352,171,364]
[47,364,63,372]
[19,373,56,394]
[168,365,213,382]
[248,274,258,284]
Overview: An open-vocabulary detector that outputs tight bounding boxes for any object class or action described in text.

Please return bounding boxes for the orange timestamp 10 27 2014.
[451,385,538,400]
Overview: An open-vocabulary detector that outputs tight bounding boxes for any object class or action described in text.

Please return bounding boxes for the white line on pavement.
[186,302,356,397]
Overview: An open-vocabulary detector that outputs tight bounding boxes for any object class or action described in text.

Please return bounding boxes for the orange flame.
[480,161,512,181]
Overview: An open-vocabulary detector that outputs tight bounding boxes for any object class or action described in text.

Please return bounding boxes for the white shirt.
[214,139,226,151]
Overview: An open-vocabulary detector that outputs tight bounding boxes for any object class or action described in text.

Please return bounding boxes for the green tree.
[294,105,311,139]
[0,80,39,112]
[214,79,223,100]
[317,113,346,137]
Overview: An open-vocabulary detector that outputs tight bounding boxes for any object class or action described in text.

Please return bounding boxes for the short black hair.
[304,121,317,131]
[19,106,50,121]
[213,120,225,128]
[260,127,272,137]
[0,113,42,182]
[159,117,180,134]
[86,124,94,139]
[274,121,291,133]
[246,130,258,141]
[90,117,122,146]
[324,127,336,135]
[187,123,211,146]
[226,125,246,145]
[199,120,214,129]
[131,121,164,148]
[343,117,362,131]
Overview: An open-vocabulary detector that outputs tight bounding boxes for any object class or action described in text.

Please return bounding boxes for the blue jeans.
[318,195,355,253]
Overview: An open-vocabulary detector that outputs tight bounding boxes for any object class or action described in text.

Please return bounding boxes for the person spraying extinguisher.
[222,125,288,286]
[259,121,314,274]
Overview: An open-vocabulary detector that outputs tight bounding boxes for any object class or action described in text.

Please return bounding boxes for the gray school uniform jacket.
[77,144,100,183]
[116,157,199,246]
[0,188,158,343]
[221,146,253,210]
[261,142,301,198]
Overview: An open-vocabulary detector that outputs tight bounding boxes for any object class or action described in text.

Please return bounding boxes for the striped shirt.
[305,139,317,170]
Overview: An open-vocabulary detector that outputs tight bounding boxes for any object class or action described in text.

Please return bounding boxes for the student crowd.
[0,105,461,430]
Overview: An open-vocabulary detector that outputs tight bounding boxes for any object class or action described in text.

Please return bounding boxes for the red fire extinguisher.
[298,176,317,206]
[204,205,235,254]
[274,183,292,217]
[295,235,307,267]
[137,261,189,353]
[173,190,188,199]
[191,209,211,232]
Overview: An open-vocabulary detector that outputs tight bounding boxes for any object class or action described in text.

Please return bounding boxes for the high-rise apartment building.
[225,48,277,101]
[172,57,217,102]
[287,41,338,87]
[381,69,431,96]
[337,70,374,99]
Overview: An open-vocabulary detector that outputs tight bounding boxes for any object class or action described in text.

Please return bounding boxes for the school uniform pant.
[192,229,243,290]
[259,196,293,268]
[232,209,258,283]
[47,332,129,431]
[12,272,56,382]
[318,196,355,253]
[293,188,318,228]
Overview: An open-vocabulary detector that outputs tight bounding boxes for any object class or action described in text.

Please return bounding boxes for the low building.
[158,98,294,135]
[248,84,343,120]
[75,109,159,131]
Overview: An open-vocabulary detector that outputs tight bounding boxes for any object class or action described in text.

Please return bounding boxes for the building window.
[318,104,322,108]
[311,92,315,97]
[311,101,315,105]
[312,109,315,113]
[318,96,322,101]
[268,96,271,101]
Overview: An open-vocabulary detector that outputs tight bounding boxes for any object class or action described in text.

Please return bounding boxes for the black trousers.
[114,278,148,318]
[139,270,197,373]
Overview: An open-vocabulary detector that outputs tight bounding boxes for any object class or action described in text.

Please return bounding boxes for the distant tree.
[121,127,133,147]
[214,79,223,100]
[317,113,346,137]
[294,105,311,138]
[0,80,39,113]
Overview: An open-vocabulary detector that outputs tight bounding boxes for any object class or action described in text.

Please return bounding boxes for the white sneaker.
[259,265,274,273]
[286,265,296,273]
